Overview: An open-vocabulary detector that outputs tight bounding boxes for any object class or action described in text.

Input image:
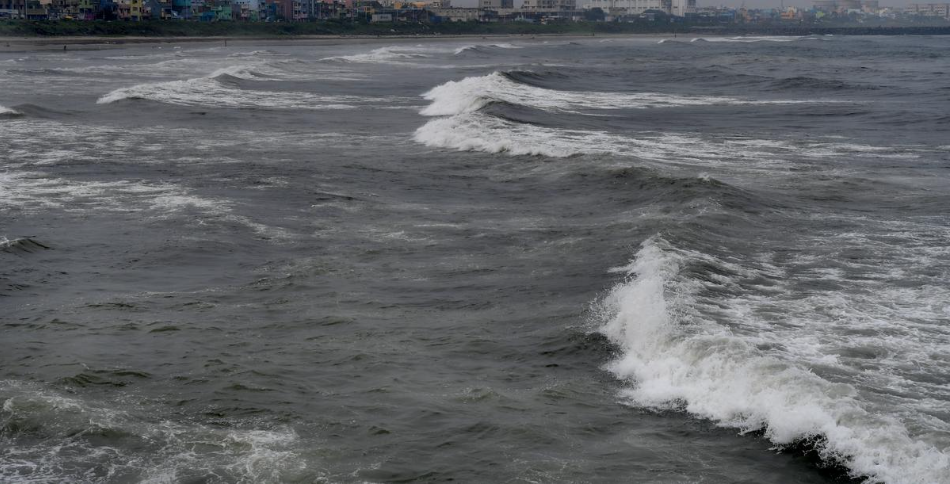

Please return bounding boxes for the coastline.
[2,26,950,52]
[0,32,650,51]
[2,20,949,52]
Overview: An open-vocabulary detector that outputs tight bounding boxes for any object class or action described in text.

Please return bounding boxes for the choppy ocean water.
[1,35,949,483]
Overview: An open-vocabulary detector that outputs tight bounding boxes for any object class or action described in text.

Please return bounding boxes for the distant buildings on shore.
[0,0,947,24]
[586,0,695,17]
[810,0,949,19]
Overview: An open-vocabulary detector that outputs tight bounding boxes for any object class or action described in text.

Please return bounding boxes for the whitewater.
[2,36,949,484]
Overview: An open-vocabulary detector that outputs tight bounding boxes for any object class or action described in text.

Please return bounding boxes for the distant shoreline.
[2,20,949,50]
[2,24,950,52]
[0,33,601,51]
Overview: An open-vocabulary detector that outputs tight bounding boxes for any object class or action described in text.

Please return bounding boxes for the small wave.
[227,49,288,58]
[5,103,75,119]
[321,46,433,64]
[0,105,21,117]
[770,76,877,92]
[0,237,50,254]
[595,237,950,484]
[690,36,813,43]
[209,65,274,80]
[453,45,480,55]
[97,66,364,110]
[104,52,186,61]
[454,43,523,55]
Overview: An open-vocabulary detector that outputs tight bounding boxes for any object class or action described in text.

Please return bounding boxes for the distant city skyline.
[449,0,920,8]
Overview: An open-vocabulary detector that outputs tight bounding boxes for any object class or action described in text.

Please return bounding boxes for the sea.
[1,34,949,484]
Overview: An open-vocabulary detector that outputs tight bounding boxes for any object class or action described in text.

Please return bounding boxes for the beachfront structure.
[0,0,25,17]
[670,0,694,15]
[585,0,695,16]
[813,0,878,12]
[428,6,477,19]
[522,0,575,12]
[905,2,950,17]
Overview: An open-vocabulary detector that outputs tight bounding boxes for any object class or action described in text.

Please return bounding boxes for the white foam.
[0,105,19,115]
[96,67,365,110]
[321,46,436,64]
[419,72,807,117]
[227,49,288,58]
[596,237,950,484]
[691,36,811,43]
[0,168,293,240]
[0,170,224,214]
[454,45,477,55]
[414,112,614,157]
[454,43,523,55]
[414,97,923,166]
[0,380,309,484]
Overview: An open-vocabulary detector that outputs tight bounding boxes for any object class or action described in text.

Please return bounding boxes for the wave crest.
[97,65,362,110]
[690,36,815,43]
[418,71,806,117]
[596,237,950,484]
[453,43,523,55]
[321,46,434,64]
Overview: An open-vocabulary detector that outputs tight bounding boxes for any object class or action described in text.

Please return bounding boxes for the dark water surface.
[1,35,949,483]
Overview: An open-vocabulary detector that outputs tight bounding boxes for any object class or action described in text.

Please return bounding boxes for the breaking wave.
[413,71,894,161]
[690,36,816,43]
[415,111,615,157]
[0,237,50,255]
[595,237,950,484]
[97,65,364,110]
[418,71,803,117]
[0,105,20,117]
[453,43,523,55]
[321,46,435,64]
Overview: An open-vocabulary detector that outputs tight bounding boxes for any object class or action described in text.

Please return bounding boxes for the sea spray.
[596,237,950,484]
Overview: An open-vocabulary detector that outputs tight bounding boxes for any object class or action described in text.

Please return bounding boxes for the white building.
[905,2,950,18]
[585,0,659,15]
[522,0,576,12]
[584,0,695,16]
[429,6,480,19]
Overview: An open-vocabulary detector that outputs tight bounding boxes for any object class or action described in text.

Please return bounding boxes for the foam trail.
[453,43,523,55]
[0,381,308,483]
[413,110,911,165]
[419,72,807,117]
[0,105,20,115]
[596,238,950,484]
[690,36,812,43]
[97,66,363,110]
[321,46,435,64]
[414,112,622,157]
